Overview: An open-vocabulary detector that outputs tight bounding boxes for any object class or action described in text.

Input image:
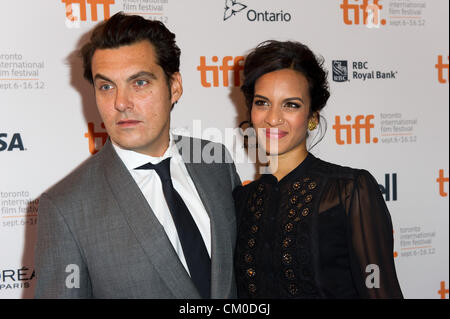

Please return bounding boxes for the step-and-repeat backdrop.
[0,0,448,299]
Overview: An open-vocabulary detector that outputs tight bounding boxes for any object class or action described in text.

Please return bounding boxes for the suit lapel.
[175,136,234,299]
[100,140,200,298]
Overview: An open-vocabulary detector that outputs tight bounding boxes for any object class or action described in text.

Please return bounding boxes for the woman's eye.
[284,102,301,109]
[254,100,269,107]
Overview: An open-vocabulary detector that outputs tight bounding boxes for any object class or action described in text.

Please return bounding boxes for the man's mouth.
[117,119,142,127]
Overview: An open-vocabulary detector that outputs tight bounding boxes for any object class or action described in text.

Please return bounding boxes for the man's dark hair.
[241,40,330,117]
[80,12,181,85]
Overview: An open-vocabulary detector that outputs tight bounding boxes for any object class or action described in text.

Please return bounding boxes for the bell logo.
[436,169,449,197]
[84,122,108,155]
[197,56,245,88]
[332,115,379,145]
[378,173,397,201]
[436,55,449,84]
[340,0,386,27]
[0,133,25,152]
[61,0,115,22]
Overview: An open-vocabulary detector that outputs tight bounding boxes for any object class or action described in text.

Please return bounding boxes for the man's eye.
[99,83,113,91]
[135,80,148,87]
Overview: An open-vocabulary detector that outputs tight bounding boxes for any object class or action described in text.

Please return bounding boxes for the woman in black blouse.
[234,40,403,299]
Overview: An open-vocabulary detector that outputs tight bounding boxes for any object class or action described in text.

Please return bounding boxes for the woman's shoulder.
[309,156,382,204]
[233,179,259,200]
[309,155,374,182]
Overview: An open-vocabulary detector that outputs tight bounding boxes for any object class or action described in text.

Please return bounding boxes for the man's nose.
[114,87,133,112]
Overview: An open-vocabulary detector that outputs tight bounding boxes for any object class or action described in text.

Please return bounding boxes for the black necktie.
[135,157,211,298]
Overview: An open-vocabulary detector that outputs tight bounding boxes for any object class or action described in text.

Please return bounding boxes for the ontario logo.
[224,0,247,21]
[223,0,292,23]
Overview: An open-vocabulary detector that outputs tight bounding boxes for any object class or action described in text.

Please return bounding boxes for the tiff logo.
[436,55,449,84]
[332,115,379,145]
[438,281,449,299]
[436,169,449,197]
[197,56,245,88]
[62,0,115,23]
[340,0,386,27]
[84,122,108,155]
[378,173,397,201]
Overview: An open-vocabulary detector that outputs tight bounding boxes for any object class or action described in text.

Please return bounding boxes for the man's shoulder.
[42,145,111,204]
[174,135,234,165]
[174,135,225,149]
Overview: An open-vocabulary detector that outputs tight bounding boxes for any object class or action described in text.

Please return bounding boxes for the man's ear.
[170,72,183,106]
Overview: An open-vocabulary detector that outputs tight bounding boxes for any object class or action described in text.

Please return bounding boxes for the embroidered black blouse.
[233,153,403,299]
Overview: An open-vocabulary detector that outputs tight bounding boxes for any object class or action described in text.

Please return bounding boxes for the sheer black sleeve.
[346,170,403,298]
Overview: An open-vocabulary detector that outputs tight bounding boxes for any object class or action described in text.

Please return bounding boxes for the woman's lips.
[265,128,288,139]
[117,119,142,127]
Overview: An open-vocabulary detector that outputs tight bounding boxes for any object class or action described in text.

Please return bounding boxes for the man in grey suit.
[34,12,240,298]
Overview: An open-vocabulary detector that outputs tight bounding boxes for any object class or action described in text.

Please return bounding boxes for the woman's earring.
[308,120,317,131]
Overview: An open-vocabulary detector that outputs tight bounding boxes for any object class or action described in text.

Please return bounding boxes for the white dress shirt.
[112,133,211,276]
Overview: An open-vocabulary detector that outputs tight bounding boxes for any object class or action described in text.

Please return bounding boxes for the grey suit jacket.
[34,136,241,298]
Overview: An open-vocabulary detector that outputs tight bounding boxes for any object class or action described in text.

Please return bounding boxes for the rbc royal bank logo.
[332,61,349,82]
[332,60,398,82]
